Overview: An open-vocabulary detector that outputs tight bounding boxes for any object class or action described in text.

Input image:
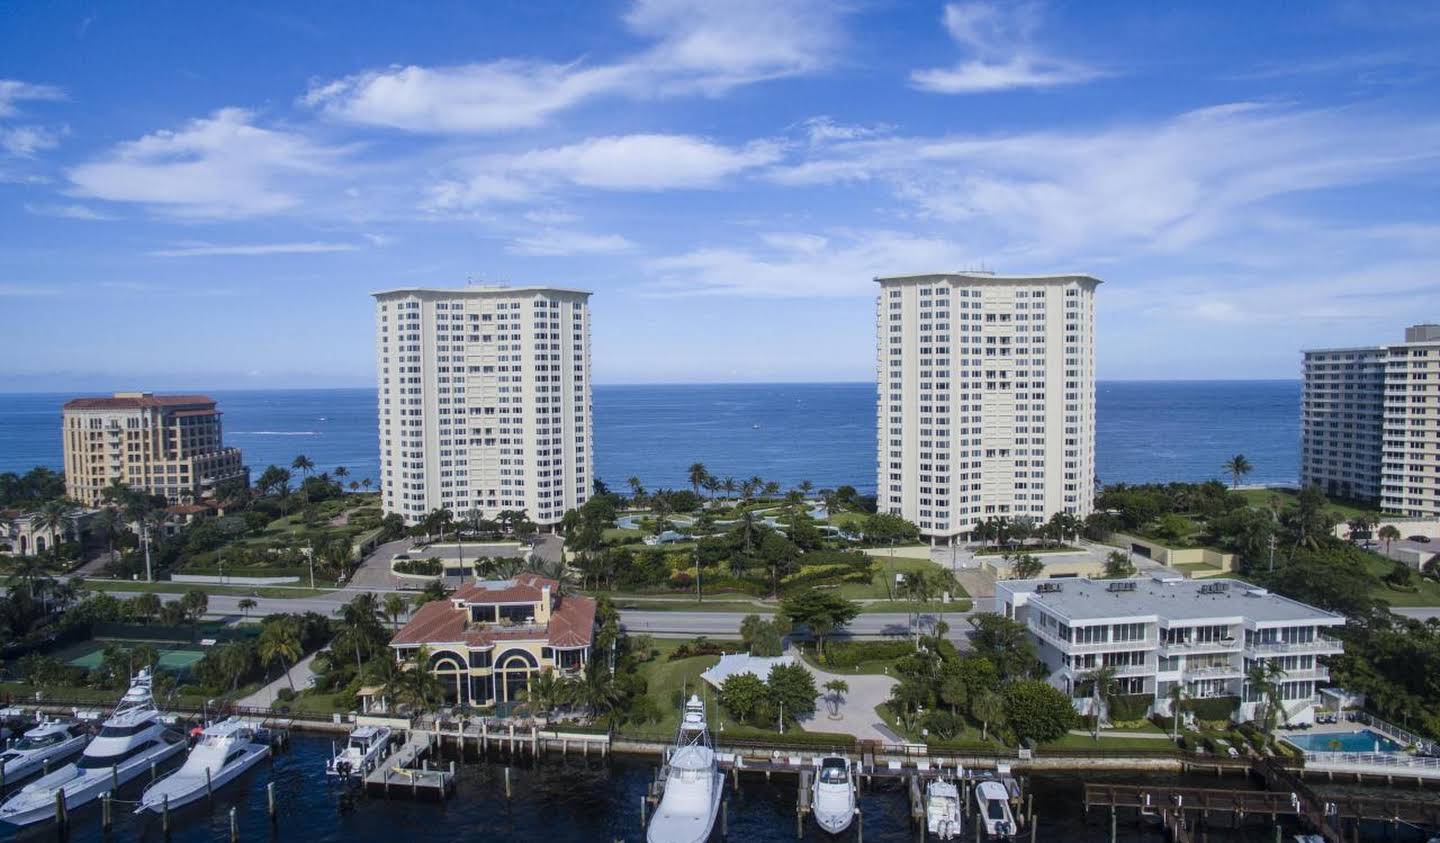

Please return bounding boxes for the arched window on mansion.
[388,573,597,709]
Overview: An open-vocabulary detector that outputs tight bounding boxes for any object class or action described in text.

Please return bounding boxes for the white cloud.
[644,230,976,298]
[302,61,629,133]
[24,202,115,221]
[0,80,64,118]
[910,2,1106,94]
[510,134,782,190]
[0,283,63,297]
[66,108,343,218]
[506,230,636,256]
[768,103,1440,255]
[1,125,63,157]
[798,116,892,146]
[148,241,362,257]
[304,0,849,133]
[428,134,781,211]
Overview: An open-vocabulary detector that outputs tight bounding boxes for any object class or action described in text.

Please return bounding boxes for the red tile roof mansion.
[390,573,597,707]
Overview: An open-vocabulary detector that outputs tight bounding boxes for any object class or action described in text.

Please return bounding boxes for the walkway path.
[791,648,899,743]
[1066,728,1172,740]
[237,651,321,708]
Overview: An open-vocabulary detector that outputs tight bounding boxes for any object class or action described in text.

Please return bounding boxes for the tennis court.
[56,640,207,675]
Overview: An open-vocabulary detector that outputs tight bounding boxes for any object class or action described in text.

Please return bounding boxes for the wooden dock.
[363,732,456,800]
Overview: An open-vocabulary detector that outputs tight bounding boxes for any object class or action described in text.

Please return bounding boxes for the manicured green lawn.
[627,639,729,738]
[824,511,868,530]
[1361,556,1440,606]
[831,557,970,601]
[796,642,902,676]
[602,527,644,542]
[82,579,339,599]
[1234,488,1378,520]
[276,689,355,715]
[1040,733,1178,752]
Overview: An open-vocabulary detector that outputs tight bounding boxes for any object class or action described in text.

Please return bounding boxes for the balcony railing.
[1158,638,1240,654]
[1244,636,1343,655]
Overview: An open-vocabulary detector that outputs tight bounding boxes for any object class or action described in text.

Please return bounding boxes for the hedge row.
[822,640,915,669]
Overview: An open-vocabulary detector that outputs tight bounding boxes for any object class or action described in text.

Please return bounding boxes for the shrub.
[669,640,731,661]
[821,640,914,669]
[276,688,296,703]
[394,557,442,576]
[922,709,961,740]
[1184,695,1239,722]
[1107,693,1153,722]
[1004,680,1077,744]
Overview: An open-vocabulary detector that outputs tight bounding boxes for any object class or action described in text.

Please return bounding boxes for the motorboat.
[0,670,186,827]
[0,720,90,784]
[325,725,391,779]
[975,779,1017,837]
[926,779,963,840]
[136,718,271,813]
[647,695,723,843]
[811,756,855,834]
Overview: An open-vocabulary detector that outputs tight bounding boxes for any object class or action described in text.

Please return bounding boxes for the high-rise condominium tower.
[373,285,593,526]
[875,272,1100,542]
[62,392,246,506]
[1302,324,1440,516]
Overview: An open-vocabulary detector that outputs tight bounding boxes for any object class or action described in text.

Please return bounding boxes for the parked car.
[1407,536,1432,544]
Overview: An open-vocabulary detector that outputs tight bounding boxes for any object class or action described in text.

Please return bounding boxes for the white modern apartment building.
[1302,324,1440,516]
[373,285,593,527]
[875,272,1099,542]
[996,575,1345,724]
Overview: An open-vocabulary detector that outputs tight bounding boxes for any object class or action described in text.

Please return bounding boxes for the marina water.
[4,732,1416,842]
[0,381,1300,491]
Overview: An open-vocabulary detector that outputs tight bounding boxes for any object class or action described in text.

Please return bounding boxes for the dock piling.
[640,794,647,827]
[505,765,512,799]
[267,781,277,823]
[856,808,863,843]
[101,791,111,833]
[721,799,728,838]
[206,766,213,802]
[162,794,170,838]
[229,806,238,843]
[1030,813,1038,843]
[54,788,67,833]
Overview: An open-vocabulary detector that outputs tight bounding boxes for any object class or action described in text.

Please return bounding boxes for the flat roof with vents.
[998,577,1344,626]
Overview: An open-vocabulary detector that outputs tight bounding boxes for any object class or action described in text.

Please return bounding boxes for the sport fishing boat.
[0,670,186,827]
[136,718,271,813]
[925,778,963,840]
[810,755,855,834]
[647,695,723,843]
[974,779,1017,837]
[325,725,391,779]
[0,720,90,784]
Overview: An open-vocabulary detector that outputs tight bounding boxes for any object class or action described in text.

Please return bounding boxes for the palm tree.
[1246,660,1289,741]
[33,500,72,564]
[362,478,373,491]
[721,477,737,501]
[1166,683,1189,740]
[218,642,255,692]
[133,592,161,624]
[971,690,1005,742]
[518,668,570,720]
[237,598,257,618]
[823,679,849,717]
[687,463,708,497]
[1085,664,1119,738]
[291,455,315,477]
[384,593,411,630]
[1224,454,1253,489]
[334,466,349,486]
[575,658,623,721]
[94,507,122,560]
[798,480,814,499]
[626,476,645,505]
[1379,524,1401,554]
[258,618,304,692]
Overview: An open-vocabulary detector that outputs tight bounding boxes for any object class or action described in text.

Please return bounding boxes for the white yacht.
[925,779,963,840]
[325,725,391,779]
[137,718,271,813]
[810,756,855,834]
[0,720,90,784]
[647,695,723,843]
[974,780,1017,838]
[0,670,186,827]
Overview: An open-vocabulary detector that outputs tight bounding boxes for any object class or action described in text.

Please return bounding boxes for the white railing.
[1352,711,1437,755]
[1303,752,1440,771]
[1244,636,1343,655]
[1159,639,1241,654]
[1183,665,1242,679]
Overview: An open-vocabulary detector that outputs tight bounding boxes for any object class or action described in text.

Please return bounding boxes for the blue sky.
[2,0,1439,389]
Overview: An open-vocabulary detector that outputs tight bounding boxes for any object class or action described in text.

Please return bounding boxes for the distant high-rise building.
[372,285,593,526]
[1302,324,1440,516]
[62,392,246,506]
[874,272,1099,542]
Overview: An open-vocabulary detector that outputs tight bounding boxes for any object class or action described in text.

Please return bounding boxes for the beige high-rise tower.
[874,272,1099,542]
[62,392,246,506]
[373,285,593,526]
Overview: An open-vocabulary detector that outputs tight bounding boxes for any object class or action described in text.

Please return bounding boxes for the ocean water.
[0,732,1350,843]
[0,381,1300,493]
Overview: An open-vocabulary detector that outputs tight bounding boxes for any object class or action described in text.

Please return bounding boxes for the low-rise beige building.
[62,392,246,506]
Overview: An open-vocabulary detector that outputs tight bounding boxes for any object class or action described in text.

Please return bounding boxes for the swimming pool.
[1284,729,1406,754]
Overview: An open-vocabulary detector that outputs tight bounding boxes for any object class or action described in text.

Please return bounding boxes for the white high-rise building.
[875,272,1100,542]
[373,285,593,526]
[1302,324,1440,516]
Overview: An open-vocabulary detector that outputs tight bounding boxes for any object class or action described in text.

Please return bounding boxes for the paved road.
[619,609,977,641]
[1394,607,1440,621]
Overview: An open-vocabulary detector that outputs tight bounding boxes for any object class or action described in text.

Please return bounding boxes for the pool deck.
[1281,723,1440,781]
